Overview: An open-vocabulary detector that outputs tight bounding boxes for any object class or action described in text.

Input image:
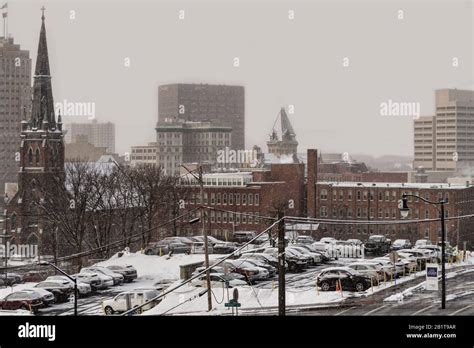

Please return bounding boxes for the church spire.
[31,6,56,129]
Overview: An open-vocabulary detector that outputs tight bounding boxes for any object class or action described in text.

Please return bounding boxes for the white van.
[102,289,160,315]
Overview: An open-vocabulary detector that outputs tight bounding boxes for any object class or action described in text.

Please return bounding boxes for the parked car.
[347,239,363,246]
[296,244,330,263]
[288,246,322,265]
[189,235,222,246]
[243,252,283,270]
[102,289,160,315]
[253,234,270,245]
[21,271,48,283]
[106,265,138,282]
[222,260,269,283]
[239,258,277,277]
[34,280,73,303]
[398,249,432,270]
[233,231,256,244]
[395,252,418,273]
[81,266,124,285]
[372,257,405,278]
[2,273,23,286]
[414,239,432,248]
[295,235,315,245]
[45,276,92,296]
[191,273,247,288]
[391,239,412,250]
[73,272,105,290]
[144,241,190,255]
[347,262,385,282]
[319,237,337,245]
[190,242,214,254]
[213,242,240,254]
[364,235,391,255]
[0,291,43,313]
[263,247,308,272]
[23,289,55,307]
[316,267,371,292]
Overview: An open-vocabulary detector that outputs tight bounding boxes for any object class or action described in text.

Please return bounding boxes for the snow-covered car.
[391,239,412,250]
[371,258,405,278]
[190,273,247,288]
[347,262,384,282]
[319,237,337,245]
[414,239,432,248]
[189,242,214,254]
[288,245,322,265]
[241,252,283,270]
[395,252,418,273]
[263,247,308,272]
[222,260,269,283]
[106,265,138,283]
[79,271,114,289]
[0,291,43,313]
[82,266,124,285]
[73,272,102,290]
[213,242,240,254]
[34,280,73,303]
[45,276,92,296]
[102,289,160,315]
[22,289,55,307]
[347,239,363,246]
[238,258,277,277]
[295,235,315,245]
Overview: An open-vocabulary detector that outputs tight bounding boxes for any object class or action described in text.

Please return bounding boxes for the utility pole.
[277,212,285,316]
[440,202,446,310]
[198,166,212,312]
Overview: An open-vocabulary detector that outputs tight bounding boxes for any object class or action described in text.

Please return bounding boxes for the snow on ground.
[96,251,224,288]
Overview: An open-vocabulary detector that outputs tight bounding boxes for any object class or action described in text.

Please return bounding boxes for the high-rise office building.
[156,120,231,176]
[0,36,32,209]
[65,119,115,153]
[414,89,474,172]
[158,84,245,150]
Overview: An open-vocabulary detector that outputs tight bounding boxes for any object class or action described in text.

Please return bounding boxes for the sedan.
[34,280,73,303]
[106,265,138,282]
[191,273,247,288]
[46,276,92,296]
[78,272,114,289]
[82,267,124,285]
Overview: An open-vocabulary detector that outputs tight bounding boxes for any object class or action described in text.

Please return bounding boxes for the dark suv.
[364,235,391,255]
[317,267,371,292]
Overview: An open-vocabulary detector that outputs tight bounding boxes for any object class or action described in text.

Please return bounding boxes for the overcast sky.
[5,0,473,157]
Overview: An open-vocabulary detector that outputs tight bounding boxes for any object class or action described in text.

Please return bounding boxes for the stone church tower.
[6,10,64,247]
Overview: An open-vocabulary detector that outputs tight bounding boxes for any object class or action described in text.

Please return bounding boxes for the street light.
[181,164,213,312]
[38,261,78,316]
[399,192,447,309]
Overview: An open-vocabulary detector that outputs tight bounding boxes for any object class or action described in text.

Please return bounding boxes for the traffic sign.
[224,299,241,308]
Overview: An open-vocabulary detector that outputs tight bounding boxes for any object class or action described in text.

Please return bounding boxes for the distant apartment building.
[414,89,474,171]
[65,135,108,162]
[130,142,157,166]
[65,120,115,153]
[311,181,474,248]
[156,120,231,176]
[158,84,245,150]
[0,37,31,209]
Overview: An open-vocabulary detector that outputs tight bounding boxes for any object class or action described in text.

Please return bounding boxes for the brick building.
[170,163,305,240]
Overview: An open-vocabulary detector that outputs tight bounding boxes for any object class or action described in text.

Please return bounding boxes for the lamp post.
[399,192,446,309]
[181,164,212,312]
[38,261,78,316]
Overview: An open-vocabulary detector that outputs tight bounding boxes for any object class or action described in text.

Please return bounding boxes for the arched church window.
[28,148,33,165]
[35,148,40,165]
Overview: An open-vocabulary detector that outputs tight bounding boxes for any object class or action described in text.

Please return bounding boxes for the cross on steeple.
[41,6,45,20]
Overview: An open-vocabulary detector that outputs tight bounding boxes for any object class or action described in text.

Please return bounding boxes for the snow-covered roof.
[317,181,469,190]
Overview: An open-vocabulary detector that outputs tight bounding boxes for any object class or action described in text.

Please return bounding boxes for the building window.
[370,207,374,219]
[356,207,361,218]
[242,194,247,205]
[211,193,215,205]
[320,189,328,200]
[236,194,240,205]
[332,190,337,201]
[378,192,383,201]
[357,191,361,201]
[378,208,383,219]
[339,190,343,200]
[363,191,367,201]
[28,148,33,165]
[203,193,208,205]
[425,210,429,219]
[10,213,17,231]
[255,194,259,206]
[229,194,233,205]
[320,206,327,217]
[385,208,389,219]
[348,190,352,201]
[347,208,352,218]
[223,193,227,205]
[248,194,253,205]
[35,148,40,165]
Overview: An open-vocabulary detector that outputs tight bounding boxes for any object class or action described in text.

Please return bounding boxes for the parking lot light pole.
[38,261,78,316]
[182,164,212,312]
[399,192,446,309]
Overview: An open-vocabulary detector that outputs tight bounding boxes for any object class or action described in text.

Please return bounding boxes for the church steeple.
[31,7,56,129]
